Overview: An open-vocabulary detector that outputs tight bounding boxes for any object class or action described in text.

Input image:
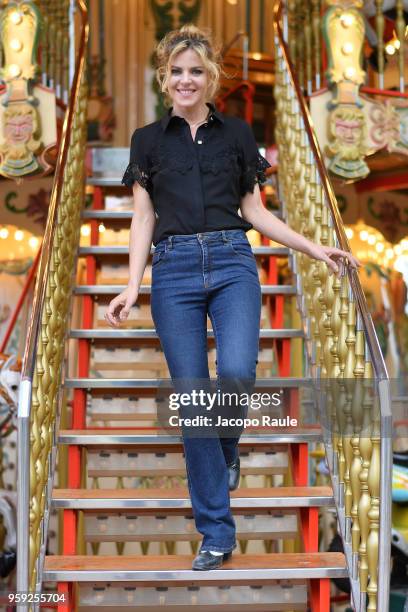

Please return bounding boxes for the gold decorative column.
[322,1,369,181]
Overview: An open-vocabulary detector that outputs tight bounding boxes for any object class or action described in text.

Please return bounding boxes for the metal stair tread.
[58,427,321,445]
[52,485,334,509]
[63,376,310,388]
[86,177,124,186]
[81,209,284,221]
[78,246,290,256]
[74,284,297,295]
[82,210,133,219]
[43,552,348,581]
[69,328,304,339]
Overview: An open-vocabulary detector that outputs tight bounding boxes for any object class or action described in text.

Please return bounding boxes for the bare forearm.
[240,188,360,275]
[128,213,155,289]
[243,204,314,256]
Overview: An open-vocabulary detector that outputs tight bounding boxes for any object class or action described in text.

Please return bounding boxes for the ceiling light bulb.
[367,235,376,245]
[359,230,368,241]
[375,242,384,253]
[0,228,9,239]
[81,225,91,237]
[29,236,39,248]
[14,230,24,241]
[386,44,396,55]
[345,227,354,239]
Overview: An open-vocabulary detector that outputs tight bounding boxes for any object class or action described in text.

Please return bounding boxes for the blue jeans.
[151,229,261,553]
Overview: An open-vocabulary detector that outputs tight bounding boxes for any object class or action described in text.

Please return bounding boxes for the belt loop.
[222,230,228,244]
[166,236,173,252]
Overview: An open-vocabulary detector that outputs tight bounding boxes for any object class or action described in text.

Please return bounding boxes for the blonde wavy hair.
[155,24,224,107]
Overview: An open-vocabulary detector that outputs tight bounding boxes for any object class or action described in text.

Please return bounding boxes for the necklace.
[172,108,210,129]
[187,109,210,128]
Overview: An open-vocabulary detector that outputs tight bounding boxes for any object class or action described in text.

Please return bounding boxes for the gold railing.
[274,3,392,612]
[29,0,71,102]
[16,0,89,598]
[284,0,407,94]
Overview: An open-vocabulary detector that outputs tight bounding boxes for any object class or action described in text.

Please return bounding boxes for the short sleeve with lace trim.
[238,120,271,197]
[121,128,153,197]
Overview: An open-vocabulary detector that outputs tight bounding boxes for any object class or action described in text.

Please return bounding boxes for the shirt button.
[197,140,203,144]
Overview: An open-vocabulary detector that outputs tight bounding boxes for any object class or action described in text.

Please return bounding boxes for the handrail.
[274,4,387,382]
[221,30,247,57]
[16,0,89,599]
[221,29,249,81]
[217,80,255,125]
[274,3,391,611]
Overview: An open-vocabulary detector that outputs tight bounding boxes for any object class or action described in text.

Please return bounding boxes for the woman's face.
[167,48,209,111]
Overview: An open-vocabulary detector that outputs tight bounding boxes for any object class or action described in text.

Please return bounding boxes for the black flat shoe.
[192,550,232,571]
[227,457,240,491]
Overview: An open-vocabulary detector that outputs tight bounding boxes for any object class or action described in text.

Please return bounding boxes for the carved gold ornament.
[325,104,369,180]
[323,2,366,106]
[0,1,56,180]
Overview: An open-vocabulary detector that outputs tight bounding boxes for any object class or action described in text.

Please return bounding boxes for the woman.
[105,24,359,571]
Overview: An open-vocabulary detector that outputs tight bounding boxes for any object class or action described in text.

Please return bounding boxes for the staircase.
[16,2,392,612]
[41,184,349,611]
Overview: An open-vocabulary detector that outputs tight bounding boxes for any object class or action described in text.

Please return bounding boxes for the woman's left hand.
[307,243,361,276]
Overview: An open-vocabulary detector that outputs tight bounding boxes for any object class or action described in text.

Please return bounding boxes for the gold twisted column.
[311,0,322,89]
[396,0,405,92]
[375,0,385,88]
[29,61,88,590]
[350,316,365,575]
[358,358,373,598]
[366,394,380,611]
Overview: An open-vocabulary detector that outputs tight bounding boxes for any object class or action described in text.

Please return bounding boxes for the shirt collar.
[160,102,224,131]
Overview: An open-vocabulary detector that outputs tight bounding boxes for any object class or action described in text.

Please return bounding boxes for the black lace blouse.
[122,102,271,246]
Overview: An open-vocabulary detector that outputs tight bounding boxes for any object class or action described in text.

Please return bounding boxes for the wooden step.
[70,328,304,340]
[63,376,309,389]
[43,552,347,583]
[78,246,290,257]
[52,486,334,510]
[58,427,321,446]
[74,284,297,296]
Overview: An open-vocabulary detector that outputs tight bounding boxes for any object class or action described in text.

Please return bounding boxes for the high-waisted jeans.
[151,229,261,553]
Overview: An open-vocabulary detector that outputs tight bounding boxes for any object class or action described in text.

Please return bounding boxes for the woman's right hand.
[104,285,139,327]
